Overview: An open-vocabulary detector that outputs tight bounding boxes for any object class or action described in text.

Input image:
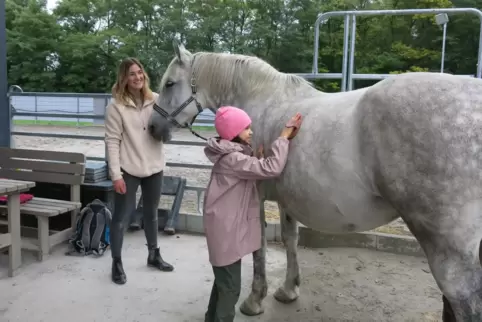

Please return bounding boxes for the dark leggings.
[110,169,163,258]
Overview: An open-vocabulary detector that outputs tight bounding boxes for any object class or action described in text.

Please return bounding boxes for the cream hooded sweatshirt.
[104,92,165,181]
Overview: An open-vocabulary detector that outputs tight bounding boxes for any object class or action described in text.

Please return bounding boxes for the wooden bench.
[0,148,86,261]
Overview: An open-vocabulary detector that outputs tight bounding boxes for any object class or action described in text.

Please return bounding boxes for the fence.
[10,92,216,127]
[9,91,215,169]
[311,8,482,91]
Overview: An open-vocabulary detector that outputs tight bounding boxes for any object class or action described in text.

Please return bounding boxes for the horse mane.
[191,52,314,98]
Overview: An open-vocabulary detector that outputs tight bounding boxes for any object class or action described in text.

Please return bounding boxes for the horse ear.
[173,39,186,63]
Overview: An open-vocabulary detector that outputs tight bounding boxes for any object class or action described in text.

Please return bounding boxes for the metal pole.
[34,95,38,124]
[441,23,447,72]
[312,12,323,74]
[0,0,10,148]
[347,15,357,91]
[76,97,80,126]
[312,8,482,78]
[478,20,482,78]
[341,15,350,92]
[104,97,109,178]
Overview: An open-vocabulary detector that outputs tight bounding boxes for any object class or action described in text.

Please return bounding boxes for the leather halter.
[152,54,216,141]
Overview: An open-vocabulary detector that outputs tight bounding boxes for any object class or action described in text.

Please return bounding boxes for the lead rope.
[185,105,219,142]
[186,122,210,141]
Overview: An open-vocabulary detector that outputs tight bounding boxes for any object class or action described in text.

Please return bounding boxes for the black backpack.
[67,199,112,257]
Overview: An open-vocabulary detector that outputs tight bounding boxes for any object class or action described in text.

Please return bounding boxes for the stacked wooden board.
[84,161,108,183]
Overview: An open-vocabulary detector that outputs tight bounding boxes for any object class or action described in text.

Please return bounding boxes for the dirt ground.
[0,232,442,322]
[12,124,413,237]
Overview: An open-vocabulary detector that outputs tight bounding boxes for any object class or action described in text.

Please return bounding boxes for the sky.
[46,0,58,12]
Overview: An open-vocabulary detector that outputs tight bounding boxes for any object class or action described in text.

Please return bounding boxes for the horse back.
[354,72,482,216]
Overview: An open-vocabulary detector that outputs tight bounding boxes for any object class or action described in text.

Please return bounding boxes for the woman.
[104,57,174,285]
[202,106,303,321]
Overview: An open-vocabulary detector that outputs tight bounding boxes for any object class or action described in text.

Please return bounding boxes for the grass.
[190,125,216,132]
[13,119,216,132]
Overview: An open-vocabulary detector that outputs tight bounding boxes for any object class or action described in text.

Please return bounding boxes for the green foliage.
[5,0,479,93]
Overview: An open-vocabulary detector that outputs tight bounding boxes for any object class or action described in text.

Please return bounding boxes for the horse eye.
[165,81,175,88]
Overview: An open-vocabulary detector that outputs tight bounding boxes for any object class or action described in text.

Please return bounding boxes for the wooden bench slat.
[29,197,82,206]
[0,158,85,175]
[0,198,82,217]
[6,204,62,216]
[22,202,70,212]
[0,184,18,194]
[28,198,76,209]
[0,179,35,194]
[0,148,86,186]
[1,205,58,217]
[0,181,32,189]
[0,169,84,186]
[0,178,36,187]
[25,201,79,214]
[0,147,86,163]
[17,205,62,216]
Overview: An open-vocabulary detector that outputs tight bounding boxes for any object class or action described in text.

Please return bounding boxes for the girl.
[104,57,174,285]
[202,106,303,322]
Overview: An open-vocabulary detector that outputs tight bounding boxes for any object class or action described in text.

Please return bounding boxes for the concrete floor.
[0,232,442,322]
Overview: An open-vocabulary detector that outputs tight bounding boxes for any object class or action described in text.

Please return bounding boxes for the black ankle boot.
[147,247,174,272]
[112,257,127,284]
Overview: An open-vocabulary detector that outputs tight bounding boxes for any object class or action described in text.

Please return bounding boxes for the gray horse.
[148,40,482,321]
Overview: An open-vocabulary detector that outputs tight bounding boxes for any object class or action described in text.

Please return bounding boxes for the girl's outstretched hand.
[280,113,303,140]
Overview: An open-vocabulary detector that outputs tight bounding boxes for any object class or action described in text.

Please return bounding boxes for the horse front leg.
[239,200,268,316]
[274,205,300,303]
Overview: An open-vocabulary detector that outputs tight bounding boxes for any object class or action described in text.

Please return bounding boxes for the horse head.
[148,40,215,142]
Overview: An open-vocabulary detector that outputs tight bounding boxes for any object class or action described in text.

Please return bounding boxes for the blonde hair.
[112,57,153,106]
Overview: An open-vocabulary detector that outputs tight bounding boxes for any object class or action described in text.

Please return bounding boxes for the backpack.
[67,199,112,257]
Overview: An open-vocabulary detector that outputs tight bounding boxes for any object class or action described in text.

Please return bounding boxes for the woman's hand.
[280,113,303,140]
[113,178,127,194]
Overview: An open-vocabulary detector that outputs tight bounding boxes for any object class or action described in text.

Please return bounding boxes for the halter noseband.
[152,54,216,141]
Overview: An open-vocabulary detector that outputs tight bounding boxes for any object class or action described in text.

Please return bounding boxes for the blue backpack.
[67,199,112,257]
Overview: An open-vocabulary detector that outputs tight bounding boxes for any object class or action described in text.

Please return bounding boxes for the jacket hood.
[204,137,253,163]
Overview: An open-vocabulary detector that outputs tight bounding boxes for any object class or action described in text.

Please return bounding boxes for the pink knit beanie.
[214,106,252,141]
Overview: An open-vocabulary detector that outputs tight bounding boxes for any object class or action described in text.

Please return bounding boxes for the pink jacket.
[203,136,290,267]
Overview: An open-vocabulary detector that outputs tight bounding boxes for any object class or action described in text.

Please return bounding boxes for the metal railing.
[312,8,482,91]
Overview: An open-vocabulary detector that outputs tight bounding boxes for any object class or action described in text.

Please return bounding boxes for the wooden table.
[0,178,36,277]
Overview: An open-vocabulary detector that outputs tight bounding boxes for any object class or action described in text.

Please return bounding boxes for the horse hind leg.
[432,241,482,322]
[273,205,301,303]
[402,203,482,322]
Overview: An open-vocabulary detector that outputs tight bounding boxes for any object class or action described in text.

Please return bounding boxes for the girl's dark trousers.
[205,259,242,322]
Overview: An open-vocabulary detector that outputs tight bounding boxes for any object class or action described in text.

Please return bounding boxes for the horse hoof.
[164,227,175,235]
[273,287,299,304]
[239,299,264,316]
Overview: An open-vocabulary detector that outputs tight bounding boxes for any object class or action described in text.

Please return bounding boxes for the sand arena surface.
[0,233,441,322]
